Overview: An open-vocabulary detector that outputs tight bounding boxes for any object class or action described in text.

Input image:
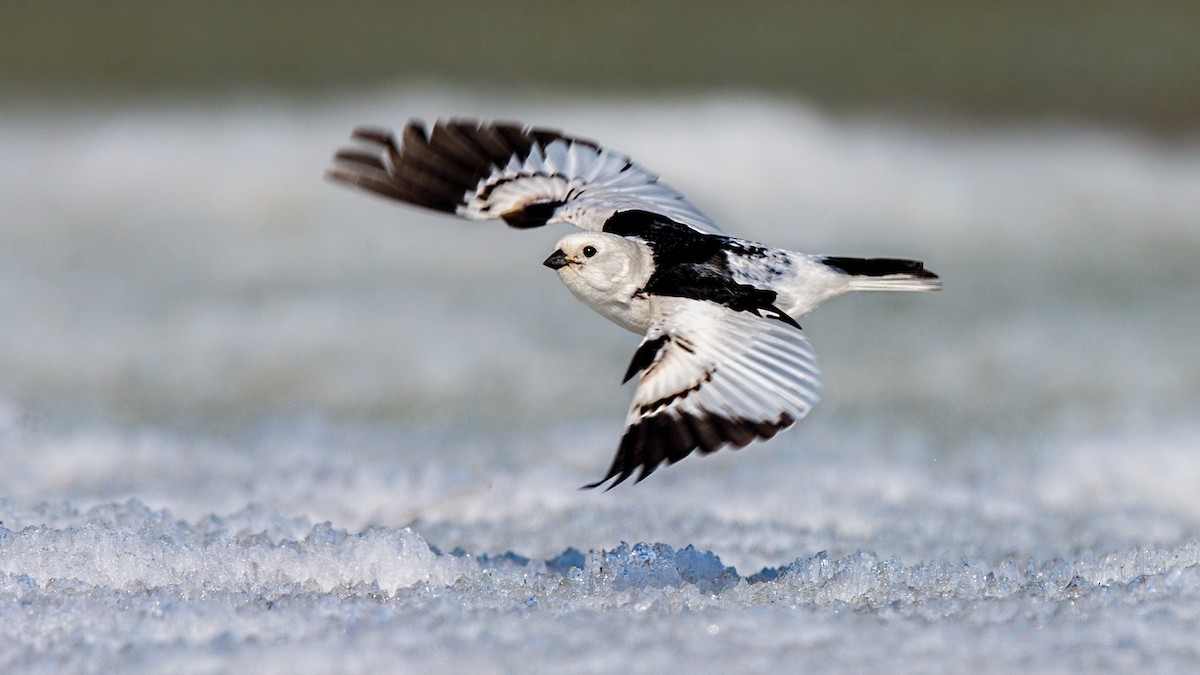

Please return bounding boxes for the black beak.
[542,249,570,270]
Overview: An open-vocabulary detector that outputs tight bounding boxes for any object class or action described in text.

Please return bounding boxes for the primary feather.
[327,119,722,234]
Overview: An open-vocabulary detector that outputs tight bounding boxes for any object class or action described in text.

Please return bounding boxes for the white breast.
[559,268,653,334]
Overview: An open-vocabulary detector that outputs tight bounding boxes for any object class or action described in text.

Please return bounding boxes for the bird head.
[543,232,653,303]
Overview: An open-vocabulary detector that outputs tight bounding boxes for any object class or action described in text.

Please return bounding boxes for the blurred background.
[0,2,1197,537]
[4,2,1200,131]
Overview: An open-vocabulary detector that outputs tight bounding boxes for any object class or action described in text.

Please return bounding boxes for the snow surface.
[2,90,1200,673]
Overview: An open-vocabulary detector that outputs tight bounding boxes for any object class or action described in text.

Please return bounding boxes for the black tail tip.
[823,256,936,278]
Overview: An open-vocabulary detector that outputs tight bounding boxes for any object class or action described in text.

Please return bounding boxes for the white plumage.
[329,119,939,488]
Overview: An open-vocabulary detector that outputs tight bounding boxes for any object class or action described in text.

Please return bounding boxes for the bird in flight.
[327,119,940,488]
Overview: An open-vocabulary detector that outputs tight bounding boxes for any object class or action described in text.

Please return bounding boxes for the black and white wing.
[327,119,722,234]
[588,297,822,489]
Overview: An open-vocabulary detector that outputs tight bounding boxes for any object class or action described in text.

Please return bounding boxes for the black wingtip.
[581,460,633,491]
[327,119,566,216]
[581,436,641,490]
[584,410,802,490]
[580,473,624,491]
[351,125,402,147]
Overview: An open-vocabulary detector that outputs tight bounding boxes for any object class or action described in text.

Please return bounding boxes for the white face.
[545,232,649,295]
[543,232,655,332]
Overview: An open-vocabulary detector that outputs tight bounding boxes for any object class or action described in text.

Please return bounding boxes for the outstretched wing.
[588,297,822,489]
[327,119,722,234]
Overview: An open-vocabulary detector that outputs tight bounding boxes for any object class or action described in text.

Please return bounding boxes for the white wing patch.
[466,138,721,233]
[328,120,722,235]
[588,297,822,488]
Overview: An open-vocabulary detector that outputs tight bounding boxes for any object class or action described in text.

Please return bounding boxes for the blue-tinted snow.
[1,92,1199,673]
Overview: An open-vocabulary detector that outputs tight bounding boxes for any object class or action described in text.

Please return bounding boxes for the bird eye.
[582,245,597,258]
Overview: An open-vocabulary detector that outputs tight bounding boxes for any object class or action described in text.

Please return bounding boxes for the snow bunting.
[328,119,939,488]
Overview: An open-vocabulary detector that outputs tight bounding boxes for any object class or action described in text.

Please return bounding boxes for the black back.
[603,210,797,327]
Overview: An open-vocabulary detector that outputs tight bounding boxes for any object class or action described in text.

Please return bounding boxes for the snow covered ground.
[2,90,1199,672]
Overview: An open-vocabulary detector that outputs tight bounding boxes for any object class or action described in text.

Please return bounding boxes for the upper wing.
[587,297,822,489]
[327,119,722,234]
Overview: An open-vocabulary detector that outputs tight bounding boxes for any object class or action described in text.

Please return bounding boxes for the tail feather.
[822,256,941,292]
